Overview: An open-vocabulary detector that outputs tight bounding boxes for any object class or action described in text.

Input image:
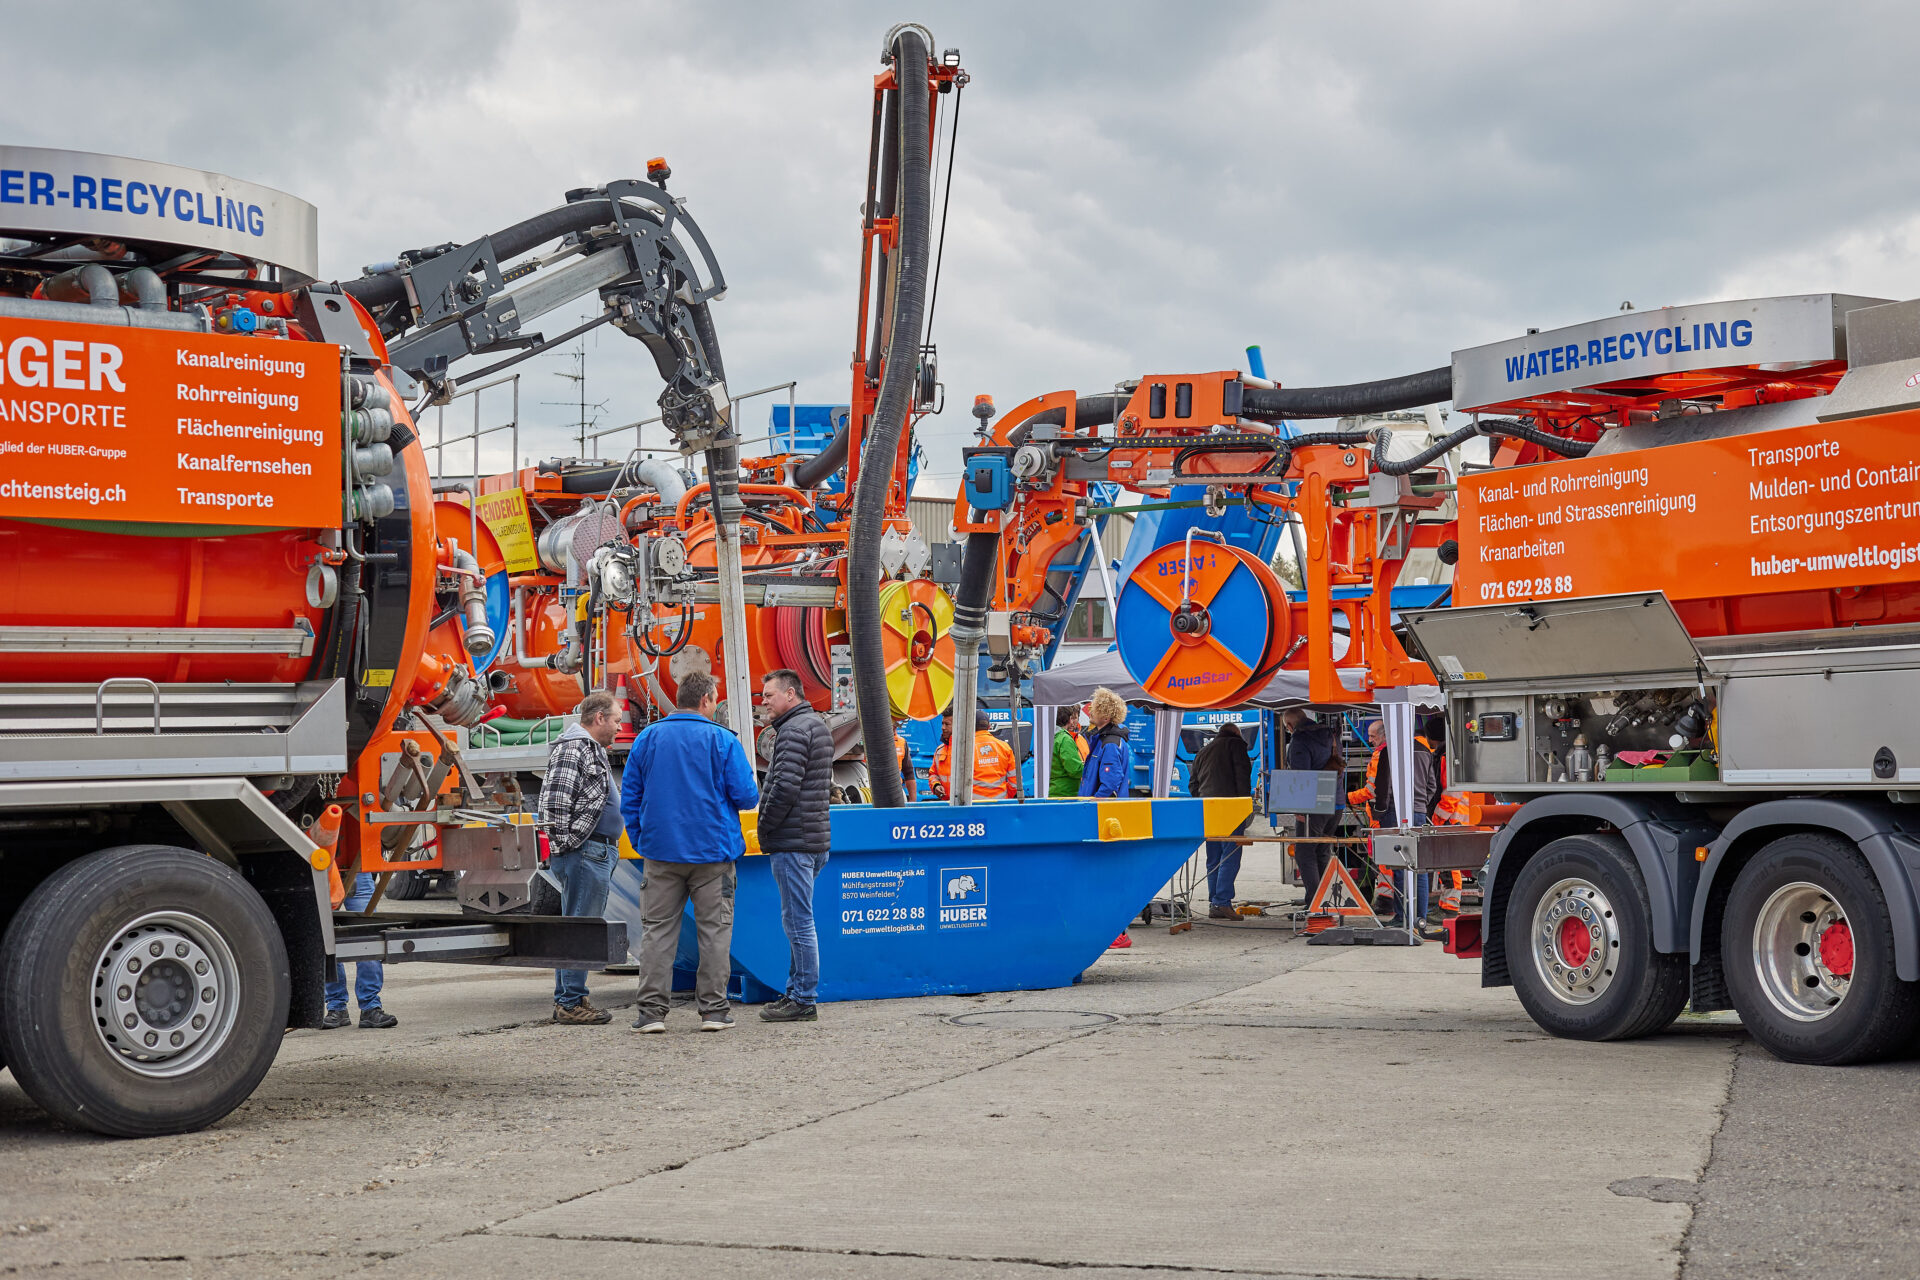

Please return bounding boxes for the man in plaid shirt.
[538,690,623,1025]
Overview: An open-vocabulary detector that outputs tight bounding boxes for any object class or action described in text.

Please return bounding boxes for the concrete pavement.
[0,845,1912,1279]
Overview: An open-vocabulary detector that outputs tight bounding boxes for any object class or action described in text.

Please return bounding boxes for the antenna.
[545,345,610,457]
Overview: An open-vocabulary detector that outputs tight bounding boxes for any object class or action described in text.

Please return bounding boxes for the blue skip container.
[607,795,1250,1003]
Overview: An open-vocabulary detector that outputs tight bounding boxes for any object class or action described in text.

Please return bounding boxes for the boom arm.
[341,176,732,451]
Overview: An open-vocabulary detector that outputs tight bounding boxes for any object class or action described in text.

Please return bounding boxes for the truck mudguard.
[1483,794,1716,987]
[1692,798,1920,983]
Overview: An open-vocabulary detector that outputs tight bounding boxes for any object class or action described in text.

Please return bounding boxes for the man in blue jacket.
[621,671,759,1033]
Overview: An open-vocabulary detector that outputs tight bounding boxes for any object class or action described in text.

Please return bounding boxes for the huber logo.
[939,867,988,929]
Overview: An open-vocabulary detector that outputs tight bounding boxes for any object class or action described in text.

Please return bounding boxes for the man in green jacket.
[1048,704,1086,797]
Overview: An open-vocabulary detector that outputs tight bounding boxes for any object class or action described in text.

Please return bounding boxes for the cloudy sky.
[9,1,1919,478]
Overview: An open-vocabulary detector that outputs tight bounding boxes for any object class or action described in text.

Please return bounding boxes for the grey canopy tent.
[1029,647,1441,712]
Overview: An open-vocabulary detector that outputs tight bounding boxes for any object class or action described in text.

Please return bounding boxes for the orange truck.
[957,291,1920,1067]
[0,147,732,1135]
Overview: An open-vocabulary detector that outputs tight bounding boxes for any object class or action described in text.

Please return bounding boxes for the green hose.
[471,716,569,748]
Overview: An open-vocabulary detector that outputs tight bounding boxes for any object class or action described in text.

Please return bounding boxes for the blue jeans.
[1204,816,1252,906]
[550,837,618,1007]
[1390,869,1430,926]
[326,872,383,1011]
[1205,842,1241,906]
[769,851,828,1004]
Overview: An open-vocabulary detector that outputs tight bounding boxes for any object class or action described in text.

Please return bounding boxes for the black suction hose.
[1240,366,1452,419]
[1372,422,1481,476]
[791,426,848,490]
[1371,417,1591,474]
[689,299,742,533]
[847,28,932,809]
[1483,418,1593,458]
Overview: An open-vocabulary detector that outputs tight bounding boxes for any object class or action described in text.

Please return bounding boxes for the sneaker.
[319,1008,351,1030]
[1108,932,1133,949]
[358,1007,398,1029]
[553,1001,612,1026]
[699,1010,736,1031]
[1208,903,1236,919]
[631,1017,667,1033]
[761,999,818,1022]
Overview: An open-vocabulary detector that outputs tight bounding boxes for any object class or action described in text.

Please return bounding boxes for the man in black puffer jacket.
[756,668,834,1023]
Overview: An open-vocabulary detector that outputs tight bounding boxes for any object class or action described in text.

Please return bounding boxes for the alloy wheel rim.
[1752,881,1851,1022]
[1529,877,1621,1005]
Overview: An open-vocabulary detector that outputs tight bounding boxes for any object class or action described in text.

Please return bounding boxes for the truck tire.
[0,845,290,1137]
[1505,832,1688,1041]
[385,869,431,900]
[1721,833,1920,1066]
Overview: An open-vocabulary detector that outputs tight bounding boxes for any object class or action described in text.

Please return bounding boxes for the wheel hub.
[1530,877,1620,1005]
[1753,882,1851,1022]
[94,911,241,1078]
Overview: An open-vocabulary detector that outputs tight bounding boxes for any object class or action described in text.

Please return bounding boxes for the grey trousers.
[636,857,736,1020]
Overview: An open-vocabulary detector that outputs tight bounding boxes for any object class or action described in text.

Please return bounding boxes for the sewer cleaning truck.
[0,145,734,1135]
[955,291,1920,1066]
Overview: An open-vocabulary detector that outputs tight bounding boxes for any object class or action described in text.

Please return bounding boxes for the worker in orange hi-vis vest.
[1348,719,1385,824]
[929,709,1019,801]
[1427,789,1483,915]
[893,720,917,802]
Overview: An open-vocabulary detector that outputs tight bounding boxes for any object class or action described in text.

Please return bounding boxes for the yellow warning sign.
[475,487,538,573]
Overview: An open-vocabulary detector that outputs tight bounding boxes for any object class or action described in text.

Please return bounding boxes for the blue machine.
[771,403,923,495]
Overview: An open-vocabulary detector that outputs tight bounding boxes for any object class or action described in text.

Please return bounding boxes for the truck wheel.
[1721,833,1920,1066]
[385,869,430,900]
[1505,832,1688,1041]
[0,845,289,1137]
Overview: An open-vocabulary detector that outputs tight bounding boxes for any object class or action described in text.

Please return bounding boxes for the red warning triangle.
[1306,856,1381,925]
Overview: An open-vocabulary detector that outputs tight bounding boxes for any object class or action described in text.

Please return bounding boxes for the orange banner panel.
[0,316,341,526]
[1457,411,1920,606]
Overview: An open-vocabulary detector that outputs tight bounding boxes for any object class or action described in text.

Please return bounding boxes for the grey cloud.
[5,0,1916,475]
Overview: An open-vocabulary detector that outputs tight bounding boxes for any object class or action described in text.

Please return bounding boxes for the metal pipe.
[119,267,167,311]
[631,457,687,504]
[45,263,117,306]
[450,547,495,654]
[0,295,207,332]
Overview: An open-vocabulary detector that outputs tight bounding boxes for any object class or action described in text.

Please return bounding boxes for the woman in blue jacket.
[1079,687,1133,799]
[1079,687,1136,949]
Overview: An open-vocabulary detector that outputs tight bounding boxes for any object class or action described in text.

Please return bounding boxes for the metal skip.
[604,795,1252,1003]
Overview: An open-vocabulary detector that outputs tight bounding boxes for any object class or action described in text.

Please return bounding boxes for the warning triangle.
[1306,856,1381,925]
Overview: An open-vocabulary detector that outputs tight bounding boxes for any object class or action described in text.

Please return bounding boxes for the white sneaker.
[632,1019,667,1034]
[699,1011,735,1031]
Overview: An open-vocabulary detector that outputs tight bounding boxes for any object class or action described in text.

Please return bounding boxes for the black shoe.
[761,999,818,1022]
[319,1008,351,1030]
[699,1009,735,1031]
[359,1006,398,1029]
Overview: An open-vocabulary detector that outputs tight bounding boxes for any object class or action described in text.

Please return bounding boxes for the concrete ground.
[1,845,1914,1279]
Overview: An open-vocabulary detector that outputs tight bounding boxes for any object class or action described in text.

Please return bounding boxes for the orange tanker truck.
[956,291,1920,1067]
[0,147,734,1135]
